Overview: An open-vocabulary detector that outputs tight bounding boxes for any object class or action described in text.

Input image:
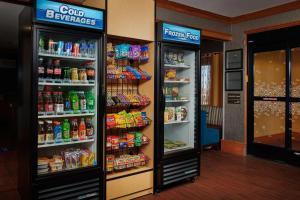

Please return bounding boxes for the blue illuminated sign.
[162,23,201,45]
[36,0,104,30]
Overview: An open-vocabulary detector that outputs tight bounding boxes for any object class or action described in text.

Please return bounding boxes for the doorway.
[248,26,300,165]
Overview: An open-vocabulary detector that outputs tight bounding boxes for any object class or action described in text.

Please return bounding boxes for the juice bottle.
[79,118,87,140]
[45,120,54,144]
[86,91,95,111]
[86,118,94,138]
[71,118,79,141]
[53,121,63,143]
[38,120,45,145]
[70,91,79,112]
[62,119,71,142]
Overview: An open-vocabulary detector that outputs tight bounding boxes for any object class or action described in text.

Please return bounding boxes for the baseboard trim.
[221,140,246,156]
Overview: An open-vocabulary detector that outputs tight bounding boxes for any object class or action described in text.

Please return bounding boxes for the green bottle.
[86,91,95,111]
[70,91,80,112]
[62,119,70,142]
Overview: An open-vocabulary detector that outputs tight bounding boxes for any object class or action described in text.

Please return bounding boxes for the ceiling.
[170,0,298,17]
[0,1,24,52]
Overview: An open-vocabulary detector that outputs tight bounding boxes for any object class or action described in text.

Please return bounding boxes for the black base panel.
[156,152,200,192]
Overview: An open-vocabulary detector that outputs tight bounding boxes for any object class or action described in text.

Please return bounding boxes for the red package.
[107,114,116,129]
[111,135,119,150]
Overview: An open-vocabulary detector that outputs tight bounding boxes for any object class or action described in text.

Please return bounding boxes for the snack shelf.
[164,120,189,125]
[38,138,95,148]
[164,80,190,84]
[38,52,96,61]
[164,146,193,154]
[165,99,190,103]
[164,64,191,69]
[106,117,151,130]
[38,112,95,119]
[38,82,95,87]
[106,166,152,180]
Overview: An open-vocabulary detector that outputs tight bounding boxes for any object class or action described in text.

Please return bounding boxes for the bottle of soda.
[45,120,54,144]
[53,121,63,143]
[86,118,94,138]
[44,92,54,113]
[79,91,87,111]
[62,119,71,142]
[79,118,86,140]
[53,59,61,80]
[70,91,80,112]
[38,91,44,113]
[86,91,95,111]
[39,37,45,53]
[38,120,45,145]
[71,118,79,141]
[38,58,45,79]
[64,92,71,111]
[54,91,64,113]
[46,59,53,79]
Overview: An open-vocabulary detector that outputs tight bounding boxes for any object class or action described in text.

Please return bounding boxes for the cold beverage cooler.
[155,22,201,190]
[18,1,105,199]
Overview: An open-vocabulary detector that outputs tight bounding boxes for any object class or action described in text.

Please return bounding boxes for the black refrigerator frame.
[154,22,201,191]
[18,5,106,200]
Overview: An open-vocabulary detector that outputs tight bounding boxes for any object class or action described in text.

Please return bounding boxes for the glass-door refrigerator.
[155,22,201,190]
[18,1,105,199]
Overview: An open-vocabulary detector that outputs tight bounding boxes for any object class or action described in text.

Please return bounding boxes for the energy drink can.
[73,43,80,57]
[65,42,72,56]
[48,39,55,54]
[57,41,64,55]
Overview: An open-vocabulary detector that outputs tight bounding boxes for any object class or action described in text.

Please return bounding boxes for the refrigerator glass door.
[163,46,196,155]
[36,30,99,175]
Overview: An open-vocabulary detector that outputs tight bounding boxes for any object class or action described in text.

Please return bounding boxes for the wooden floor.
[139,151,300,200]
[255,132,300,149]
[1,151,300,200]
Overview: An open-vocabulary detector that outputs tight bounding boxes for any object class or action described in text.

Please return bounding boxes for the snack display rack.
[105,39,153,180]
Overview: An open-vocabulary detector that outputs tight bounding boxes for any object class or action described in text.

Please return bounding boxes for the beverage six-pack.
[39,38,96,58]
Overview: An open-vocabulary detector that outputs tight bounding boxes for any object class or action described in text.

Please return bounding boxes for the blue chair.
[201,111,220,146]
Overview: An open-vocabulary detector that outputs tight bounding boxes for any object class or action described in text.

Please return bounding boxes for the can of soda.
[63,67,71,80]
[48,39,55,54]
[73,43,80,57]
[65,42,72,56]
[57,41,64,55]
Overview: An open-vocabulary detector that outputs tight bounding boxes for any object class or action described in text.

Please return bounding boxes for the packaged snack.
[164,107,175,122]
[127,133,135,148]
[172,87,179,98]
[181,106,188,121]
[128,45,141,60]
[88,151,96,166]
[81,150,89,167]
[111,135,119,150]
[165,69,176,80]
[176,106,182,121]
[116,110,127,128]
[119,138,128,149]
[106,114,117,129]
[142,135,150,145]
[115,44,130,59]
[107,135,112,151]
[106,155,114,172]
[135,132,143,147]
[140,45,149,63]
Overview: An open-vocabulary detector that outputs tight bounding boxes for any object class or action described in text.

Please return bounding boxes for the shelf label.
[162,23,201,45]
[36,0,104,30]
